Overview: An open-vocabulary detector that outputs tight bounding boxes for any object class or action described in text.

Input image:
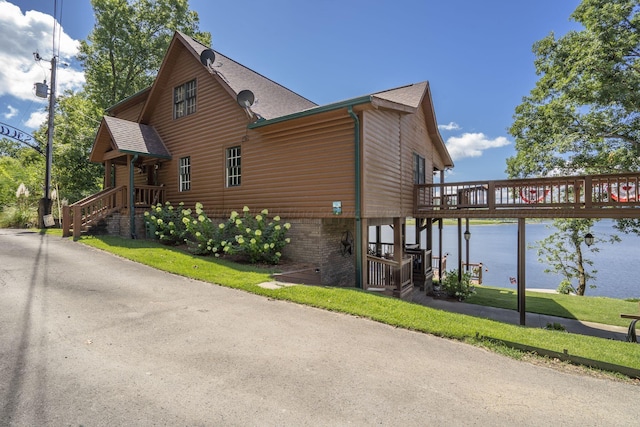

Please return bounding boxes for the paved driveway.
[1,229,638,426]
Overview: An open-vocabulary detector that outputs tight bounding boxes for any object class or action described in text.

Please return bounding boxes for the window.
[413,153,425,184]
[179,156,191,191]
[174,79,197,119]
[226,146,241,187]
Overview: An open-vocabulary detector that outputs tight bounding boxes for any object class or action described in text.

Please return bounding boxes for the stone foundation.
[283,218,356,287]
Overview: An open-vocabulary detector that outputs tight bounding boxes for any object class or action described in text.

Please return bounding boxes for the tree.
[78,0,211,109]
[0,147,43,223]
[533,219,620,296]
[51,91,105,202]
[508,0,639,294]
[508,0,640,178]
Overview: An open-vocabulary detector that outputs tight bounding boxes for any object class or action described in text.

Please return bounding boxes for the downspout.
[130,154,139,238]
[348,106,363,288]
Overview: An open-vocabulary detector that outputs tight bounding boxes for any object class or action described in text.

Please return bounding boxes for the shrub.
[221,206,291,264]
[143,202,190,245]
[0,205,37,228]
[0,183,37,228]
[545,322,567,331]
[183,203,230,256]
[234,206,291,264]
[144,203,291,264]
[441,269,475,301]
[557,280,576,295]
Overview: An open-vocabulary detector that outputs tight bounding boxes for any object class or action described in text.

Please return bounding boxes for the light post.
[464,226,471,272]
[585,233,594,247]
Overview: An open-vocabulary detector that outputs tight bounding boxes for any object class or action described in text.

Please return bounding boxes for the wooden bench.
[620,314,640,343]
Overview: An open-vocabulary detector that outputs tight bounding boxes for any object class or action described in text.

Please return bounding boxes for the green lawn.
[66,233,640,377]
[467,286,639,328]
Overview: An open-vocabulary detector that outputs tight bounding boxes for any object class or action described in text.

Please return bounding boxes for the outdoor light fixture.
[464,230,471,241]
[584,233,594,247]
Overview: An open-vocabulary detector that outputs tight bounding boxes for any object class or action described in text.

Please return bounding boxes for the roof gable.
[372,82,428,112]
[89,116,171,162]
[139,32,317,123]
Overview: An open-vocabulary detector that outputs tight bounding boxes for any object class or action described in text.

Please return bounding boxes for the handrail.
[366,255,413,298]
[415,172,640,218]
[62,185,165,238]
[63,186,127,238]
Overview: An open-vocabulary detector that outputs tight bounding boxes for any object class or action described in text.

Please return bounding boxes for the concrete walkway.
[412,289,630,341]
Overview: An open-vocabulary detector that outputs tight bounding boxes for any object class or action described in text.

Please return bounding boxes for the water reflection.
[376,220,640,299]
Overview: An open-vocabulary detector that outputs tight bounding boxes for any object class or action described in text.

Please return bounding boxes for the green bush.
[221,206,291,264]
[0,183,37,228]
[0,204,37,228]
[143,202,190,245]
[441,269,475,300]
[183,203,228,256]
[557,280,576,295]
[145,203,291,264]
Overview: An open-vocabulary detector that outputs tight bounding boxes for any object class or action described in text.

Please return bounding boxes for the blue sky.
[2,0,582,182]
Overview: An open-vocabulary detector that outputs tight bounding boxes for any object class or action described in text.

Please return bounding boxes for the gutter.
[130,154,139,238]
[348,106,363,289]
[119,149,172,160]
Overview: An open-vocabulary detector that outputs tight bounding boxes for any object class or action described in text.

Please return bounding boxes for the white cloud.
[25,110,47,128]
[438,121,460,131]
[0,2,84,101]
[445,132,511,161]
[4,105,18,119]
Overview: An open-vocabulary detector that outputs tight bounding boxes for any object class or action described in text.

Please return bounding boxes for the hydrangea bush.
[144,203,291,264]
[221,206,291,264]
[143,202,189,245]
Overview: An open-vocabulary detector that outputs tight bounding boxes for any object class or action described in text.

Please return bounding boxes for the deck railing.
[134,184,165,207]
[366,255,413,299]
[415,172,640,218]
[464,262,484,284]
[62,185,165,238]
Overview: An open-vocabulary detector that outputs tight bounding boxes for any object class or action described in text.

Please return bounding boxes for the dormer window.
[174,79,197,119]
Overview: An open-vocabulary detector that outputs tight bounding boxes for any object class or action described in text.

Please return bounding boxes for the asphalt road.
[1,229,639,426]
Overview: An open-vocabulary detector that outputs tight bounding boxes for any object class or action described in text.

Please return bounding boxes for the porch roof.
[89,116,171,162]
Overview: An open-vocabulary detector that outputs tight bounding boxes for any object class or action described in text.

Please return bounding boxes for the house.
[66,31,454,297]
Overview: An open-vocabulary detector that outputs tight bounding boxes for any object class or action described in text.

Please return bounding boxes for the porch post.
[393,217,403,264]
[457,218,462,283]
[465,218,470,272]
[105,159,112,189]
[517,218,526,325]
[393,217,403,294]
[438,219,443,280]
[129,154,138,238]
[361,218,369,290]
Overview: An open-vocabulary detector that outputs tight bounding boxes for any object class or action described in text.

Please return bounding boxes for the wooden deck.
[414,172,640,219]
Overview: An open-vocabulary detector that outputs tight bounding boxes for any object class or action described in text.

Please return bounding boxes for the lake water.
[379,220,640,299]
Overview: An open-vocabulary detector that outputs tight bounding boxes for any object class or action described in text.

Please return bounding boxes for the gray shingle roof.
[103,116,171,158]
[178,32,317,120]
[372,81,428,109]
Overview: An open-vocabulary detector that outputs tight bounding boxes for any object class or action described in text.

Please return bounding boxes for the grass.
[467,286,639,328]
[67,232,640,376]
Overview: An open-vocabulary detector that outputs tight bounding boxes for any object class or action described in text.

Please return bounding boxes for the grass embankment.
[68,232,640,375]
[468,286,639,328]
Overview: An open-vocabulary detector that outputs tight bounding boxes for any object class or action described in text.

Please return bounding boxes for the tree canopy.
[508,0,640,294]
[507,0,640,178]
[78,0,211,110]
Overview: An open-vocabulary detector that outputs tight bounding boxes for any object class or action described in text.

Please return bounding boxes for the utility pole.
[35,54,57,227]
